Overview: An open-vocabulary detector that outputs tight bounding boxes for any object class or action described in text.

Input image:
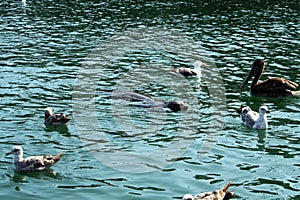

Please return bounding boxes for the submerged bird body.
[44,107,71,125]
[6,146,62,173]
[240,59,299,98]
[182,182,234,200]
[164,100,188,112]
[171,61,205,79]
[111,92,188,112]
[237,105,269,129]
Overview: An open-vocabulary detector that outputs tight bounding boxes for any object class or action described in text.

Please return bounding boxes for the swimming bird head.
[259,106,270,114]
[44,107,54,118]
[165,100,189,112]
[240,59,265,90]
[193,60,205,72]
[6,146,23,157]
[182,194,194,200]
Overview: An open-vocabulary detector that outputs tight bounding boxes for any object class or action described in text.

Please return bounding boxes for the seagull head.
[193,60,205,70]
[259,106,270,114]
[182,194,194,200]
[45,107,54,117]
[6,146,23,157]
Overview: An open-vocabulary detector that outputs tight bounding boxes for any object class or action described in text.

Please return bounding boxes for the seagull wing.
[20,154,62,172]
[244,111,259,128]
[239,106,252,122]
[53,113,71,123]
[177,68,198,77]
[194,182,233,200]
[171,68,198,77]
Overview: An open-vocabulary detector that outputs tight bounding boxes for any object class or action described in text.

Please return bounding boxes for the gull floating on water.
[182,182,234,200]
[44,107,71,126]
[5,146,63,174]
[171,61,206,80]
[237,105,269,129]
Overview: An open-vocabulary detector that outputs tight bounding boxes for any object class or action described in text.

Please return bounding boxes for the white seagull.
[182,182,234,200]
[171,61,206,80]
[44,107,71,126]
[6,146,63,174]
[237,105,269,129]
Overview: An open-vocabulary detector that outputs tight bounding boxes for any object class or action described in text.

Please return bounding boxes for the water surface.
[0,1,299,199]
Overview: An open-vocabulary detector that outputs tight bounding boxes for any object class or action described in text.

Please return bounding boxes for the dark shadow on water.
[5,170,62,183]
[240,93,299,110]
[44,124,70,136]
[257,129,267,144]
[256,129,267,152]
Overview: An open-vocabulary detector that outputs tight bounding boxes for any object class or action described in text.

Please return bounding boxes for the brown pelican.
[182,182,234,200]
[240,59,299,98]
[6,146,63,174]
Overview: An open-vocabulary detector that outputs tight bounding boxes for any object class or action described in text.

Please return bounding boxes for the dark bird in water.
[182,182,234,200]
[5,146,63,175]
[44,107,71,126]
[240,59,299,98]
[111,92,188,112]
[164,100,188,112]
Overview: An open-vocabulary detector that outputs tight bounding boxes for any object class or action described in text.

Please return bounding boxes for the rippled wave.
[0,0,299,199]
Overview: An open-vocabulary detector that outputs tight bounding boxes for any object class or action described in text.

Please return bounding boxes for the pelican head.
[6,146,23,157]
[182,194,194,200]
[240,59,265,90]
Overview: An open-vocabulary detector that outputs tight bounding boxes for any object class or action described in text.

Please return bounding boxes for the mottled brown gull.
[182,182,234,200]
[6,146,63,174]
[44,107,71,126]
[170,61,205,80]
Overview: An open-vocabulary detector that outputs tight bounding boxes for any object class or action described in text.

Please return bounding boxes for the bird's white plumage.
[182,182,233,200]
[239,105,269,129]
[182,194,194,200]
[6,146,62,173]
[171,60,205,80]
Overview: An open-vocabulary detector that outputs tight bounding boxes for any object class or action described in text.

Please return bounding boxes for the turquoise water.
[0,0,299,199]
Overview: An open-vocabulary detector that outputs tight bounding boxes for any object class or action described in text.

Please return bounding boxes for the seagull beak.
[5,151,12,156]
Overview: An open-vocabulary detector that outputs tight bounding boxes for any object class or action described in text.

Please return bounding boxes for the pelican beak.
[240,66,256,90]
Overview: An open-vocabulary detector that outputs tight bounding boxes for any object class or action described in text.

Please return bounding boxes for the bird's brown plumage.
[240,59,299,98]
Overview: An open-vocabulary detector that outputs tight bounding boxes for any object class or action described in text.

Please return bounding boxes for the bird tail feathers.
[222,182,231,192]
[236,105,244,114]
[292,90,300,96]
